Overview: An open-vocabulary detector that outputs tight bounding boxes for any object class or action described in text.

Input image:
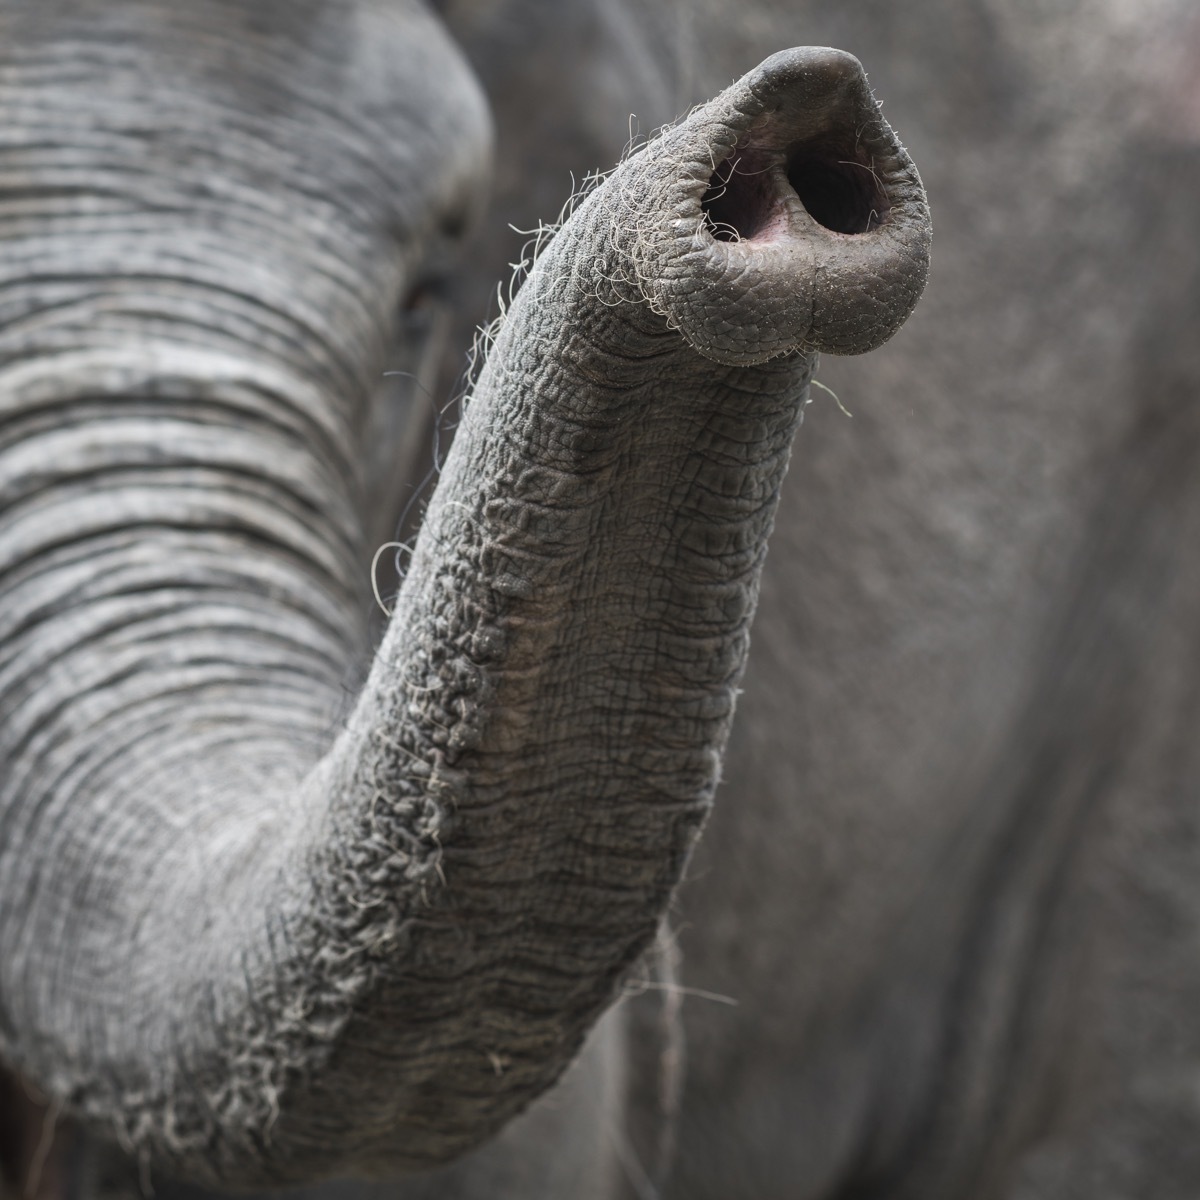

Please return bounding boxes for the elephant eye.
[439,207,470,242]
[401,273,452,315]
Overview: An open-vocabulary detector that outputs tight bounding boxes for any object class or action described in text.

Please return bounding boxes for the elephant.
[3,2,1200,1200]
[0,3,931,1199]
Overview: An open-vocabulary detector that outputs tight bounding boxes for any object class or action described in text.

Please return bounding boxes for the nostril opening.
[785,143,890,235]
[701,149,777,242]
[701,139,892,242]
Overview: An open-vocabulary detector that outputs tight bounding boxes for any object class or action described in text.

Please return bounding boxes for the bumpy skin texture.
[0,4,929,1198]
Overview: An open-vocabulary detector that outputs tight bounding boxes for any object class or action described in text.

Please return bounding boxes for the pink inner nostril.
[702,139,891,240]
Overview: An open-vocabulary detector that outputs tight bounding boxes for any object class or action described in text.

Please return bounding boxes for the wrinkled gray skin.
[1,2,1197,1200]
[0,2,931,1198]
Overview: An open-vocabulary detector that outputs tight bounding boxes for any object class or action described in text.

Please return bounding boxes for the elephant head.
[0,2,928,1191]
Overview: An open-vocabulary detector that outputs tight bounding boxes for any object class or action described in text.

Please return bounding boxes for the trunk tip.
[749,46,867,101]
[649,47,930,365]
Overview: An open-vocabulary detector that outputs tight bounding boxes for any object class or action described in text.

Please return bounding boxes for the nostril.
[701,140,892,243]
[701,149,780,243]
[785,143,890,235]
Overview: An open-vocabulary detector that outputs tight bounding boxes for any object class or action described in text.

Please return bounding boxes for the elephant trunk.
[609,46,930,363]
[0,48,928,1185]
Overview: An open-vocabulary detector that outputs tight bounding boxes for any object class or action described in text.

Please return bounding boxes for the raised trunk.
[0,47,928,1186]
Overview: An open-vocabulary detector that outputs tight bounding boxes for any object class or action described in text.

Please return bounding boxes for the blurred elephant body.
[1,2,1198,1200]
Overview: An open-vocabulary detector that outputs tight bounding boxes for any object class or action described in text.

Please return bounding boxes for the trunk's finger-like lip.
[624,47,931,364]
